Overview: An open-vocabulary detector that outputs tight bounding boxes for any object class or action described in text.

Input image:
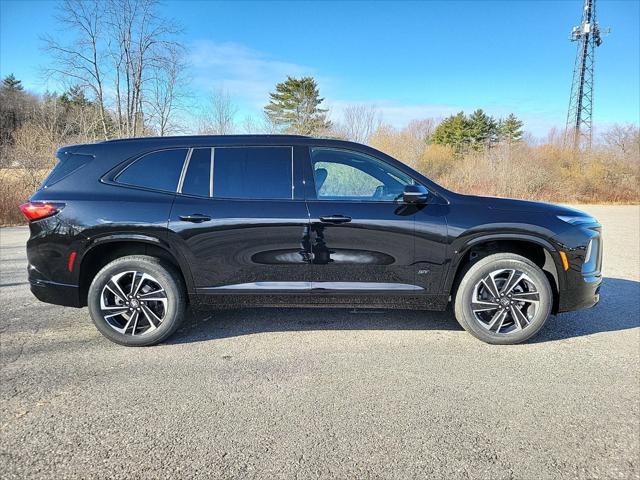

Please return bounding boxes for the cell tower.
[566,0,604,149]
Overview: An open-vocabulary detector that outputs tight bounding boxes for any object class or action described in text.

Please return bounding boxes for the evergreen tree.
[2,74,24,92]
[498,113,524,144]
[430,112,471,153]
[468,109,498,149]
[264,76,331,135]
[60,85,92,107]
[0,74,28,145]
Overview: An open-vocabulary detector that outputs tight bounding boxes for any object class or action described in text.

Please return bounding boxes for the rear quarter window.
[41,153,93,188]
[116,148,188,193]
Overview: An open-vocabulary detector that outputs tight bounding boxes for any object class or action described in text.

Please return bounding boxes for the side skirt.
[189,292,449,311]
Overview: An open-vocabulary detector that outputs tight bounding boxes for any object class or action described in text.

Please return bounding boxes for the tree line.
[0,0,571,157]
[1,0,638,225]
[187,74,528,154]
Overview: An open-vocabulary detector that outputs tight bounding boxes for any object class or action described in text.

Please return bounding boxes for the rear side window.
[181,148,212,197]
[116,149,188,192]
[42,153,93,188]
[213,147,292,199]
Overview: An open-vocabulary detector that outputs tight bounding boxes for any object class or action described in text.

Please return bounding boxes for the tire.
[453,253,552,345]
[87,255,186,346]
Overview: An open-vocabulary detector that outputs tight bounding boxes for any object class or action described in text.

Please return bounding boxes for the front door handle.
[179,213,212,223]
[319,215,352,224]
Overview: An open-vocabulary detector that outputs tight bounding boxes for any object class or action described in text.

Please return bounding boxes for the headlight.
[584,239,593,263]
[556,215,597,226]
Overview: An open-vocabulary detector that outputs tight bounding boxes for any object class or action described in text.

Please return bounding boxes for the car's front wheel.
[87,255,186,346]
[454,253,553,344]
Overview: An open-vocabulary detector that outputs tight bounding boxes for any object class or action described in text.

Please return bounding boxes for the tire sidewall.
[454,254,552,345]
[88,256,185,346]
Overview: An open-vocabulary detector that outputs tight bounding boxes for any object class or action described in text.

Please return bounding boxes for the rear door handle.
[319,215,352,224]
[179,214,211,223]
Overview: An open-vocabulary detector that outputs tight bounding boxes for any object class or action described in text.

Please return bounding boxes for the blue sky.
[1,0,639,136]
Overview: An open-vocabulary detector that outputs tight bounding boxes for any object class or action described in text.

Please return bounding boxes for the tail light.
[19,202,65,221]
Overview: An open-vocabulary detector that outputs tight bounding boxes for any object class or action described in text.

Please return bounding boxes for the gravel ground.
[1,204,638,479]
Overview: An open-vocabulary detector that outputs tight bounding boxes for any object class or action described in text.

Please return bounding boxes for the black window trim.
[176,145,295,201]
[112,147,190,195]
[109,145,296,200]
[306,146,426,204]
[175,147,215,199]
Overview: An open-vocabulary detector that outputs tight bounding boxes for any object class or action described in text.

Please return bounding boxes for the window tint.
[213,147,292,199]
[311,148,412,201]
[117,149,187,192]
[182,148,211,197]
[42,153,93,188]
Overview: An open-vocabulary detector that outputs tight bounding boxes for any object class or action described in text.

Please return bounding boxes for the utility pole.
[566,0,605,149]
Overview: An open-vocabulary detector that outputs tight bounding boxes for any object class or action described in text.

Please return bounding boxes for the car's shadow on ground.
[167,277,639,345]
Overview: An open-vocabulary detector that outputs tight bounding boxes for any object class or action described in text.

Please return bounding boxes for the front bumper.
[555,223,603,313]
[557,273,601,312]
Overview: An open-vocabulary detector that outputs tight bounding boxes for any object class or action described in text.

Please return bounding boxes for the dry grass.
[370,135,640,204]
[1,140,638,226]
[0,168,49,226]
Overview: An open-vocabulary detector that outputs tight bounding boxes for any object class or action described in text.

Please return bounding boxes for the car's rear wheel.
[454,253,552,344]
[87,255,186,346]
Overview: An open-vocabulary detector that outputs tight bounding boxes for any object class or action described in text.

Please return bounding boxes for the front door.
[168,145,311,298]
[304,147,445,304]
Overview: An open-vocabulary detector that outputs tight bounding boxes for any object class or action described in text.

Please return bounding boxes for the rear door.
[168,145,311,297]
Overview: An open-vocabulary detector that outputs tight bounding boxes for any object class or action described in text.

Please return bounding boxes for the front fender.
[444,225,564,294]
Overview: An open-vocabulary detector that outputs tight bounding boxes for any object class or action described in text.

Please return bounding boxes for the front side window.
[213,147,292,199]
[310,148,413,201]
[116,149,188,193]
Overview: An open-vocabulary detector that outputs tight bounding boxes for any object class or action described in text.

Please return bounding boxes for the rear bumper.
[29,264,82,308]
[557,273,601,313]
[30,279,82,307]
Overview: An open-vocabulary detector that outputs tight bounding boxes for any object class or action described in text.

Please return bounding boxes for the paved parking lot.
[1,205,638,479]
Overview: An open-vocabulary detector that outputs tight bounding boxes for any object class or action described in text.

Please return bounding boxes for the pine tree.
[498,113,524,144]
[2,74,24,92]
[264,76,331,135]
[468,109,498,149]
[60,85,92,107]
[430,112,472,153]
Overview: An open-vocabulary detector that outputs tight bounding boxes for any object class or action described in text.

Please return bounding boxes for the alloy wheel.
[471,268,540,335]
[100,270,168,336]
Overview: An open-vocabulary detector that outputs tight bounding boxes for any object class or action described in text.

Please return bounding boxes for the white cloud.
[187,40,561,137]
[189,40,316,109]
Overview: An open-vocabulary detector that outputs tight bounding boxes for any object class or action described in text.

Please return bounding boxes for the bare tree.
[338,104,382,144]
[147,45,189,136]
[198,90,238,135]
[241,115,260,134]
[43,0,184,138]
[601,124,640,157]
[106,0,182,137]
[241,112,281,134]
[43,0,110,138]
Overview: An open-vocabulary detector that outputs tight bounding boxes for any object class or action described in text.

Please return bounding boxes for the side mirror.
[403,184,428,204]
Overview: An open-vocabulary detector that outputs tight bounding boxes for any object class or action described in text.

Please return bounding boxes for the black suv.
[22,135,602,346]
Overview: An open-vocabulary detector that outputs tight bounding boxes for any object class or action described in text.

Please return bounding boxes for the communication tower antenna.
[566,0,607,148]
